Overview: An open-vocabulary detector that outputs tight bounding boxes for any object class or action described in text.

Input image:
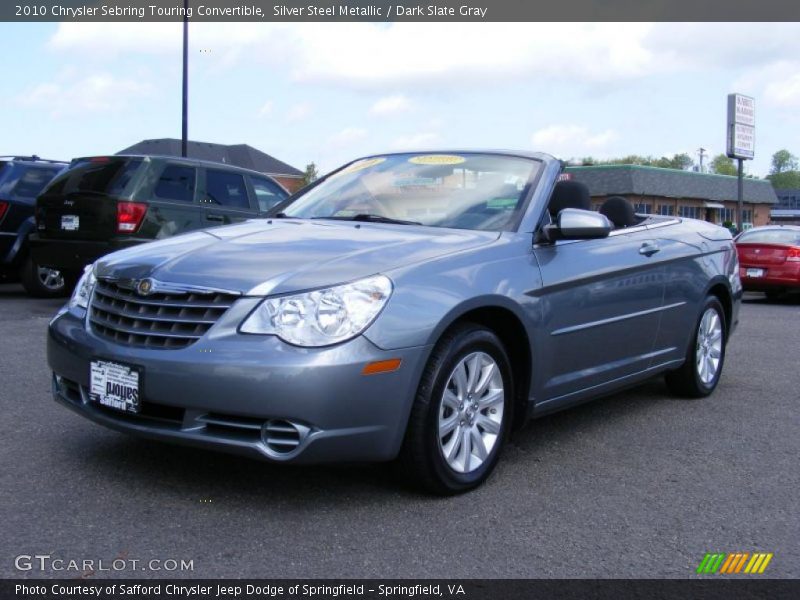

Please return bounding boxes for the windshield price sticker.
[409,155,467,165]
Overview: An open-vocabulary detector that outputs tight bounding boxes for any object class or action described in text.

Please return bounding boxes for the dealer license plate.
[89,360,141,414]
[61,215,79,231]
[746,268,764,278]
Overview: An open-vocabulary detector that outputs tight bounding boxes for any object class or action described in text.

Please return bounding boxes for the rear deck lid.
[736,229,800,265]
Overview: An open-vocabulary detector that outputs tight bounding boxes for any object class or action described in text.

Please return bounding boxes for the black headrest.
[549,180,591,217]
[599,196,638,228]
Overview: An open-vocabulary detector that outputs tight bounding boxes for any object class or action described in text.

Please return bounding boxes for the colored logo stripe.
[697,552,773,574]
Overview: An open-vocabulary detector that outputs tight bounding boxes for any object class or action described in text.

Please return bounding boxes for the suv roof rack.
[0,155,67,164]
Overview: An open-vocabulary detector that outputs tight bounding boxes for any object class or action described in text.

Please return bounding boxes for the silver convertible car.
[47,151,741,493]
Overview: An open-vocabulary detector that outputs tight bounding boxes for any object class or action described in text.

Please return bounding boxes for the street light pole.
[181,0,188,158]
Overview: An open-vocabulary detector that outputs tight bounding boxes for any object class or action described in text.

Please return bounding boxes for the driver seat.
[548,180,591,219]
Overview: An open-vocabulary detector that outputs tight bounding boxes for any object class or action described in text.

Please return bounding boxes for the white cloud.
[286,102,311,122]
[19,72,153,117]
[765,73,800,109]
[46,22,800,94]
[391,132,441,150]
[531,125,618,158]
[370,94,412,116]
[328,127,368,146]
[258,101,273,117]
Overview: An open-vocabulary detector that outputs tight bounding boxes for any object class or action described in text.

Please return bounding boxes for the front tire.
[665,296,726,398]
[398,323,514,495]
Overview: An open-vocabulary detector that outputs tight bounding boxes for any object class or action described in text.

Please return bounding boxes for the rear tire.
[398,323,514,495]
[20,256,70,298]
[665,296,726,398]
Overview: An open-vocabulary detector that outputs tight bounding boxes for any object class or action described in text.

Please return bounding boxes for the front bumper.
[48,305,430,464]
[30,235,142,271]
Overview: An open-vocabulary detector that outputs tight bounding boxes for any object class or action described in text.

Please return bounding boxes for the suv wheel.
[398,323,513,494]
[20,256,70,298]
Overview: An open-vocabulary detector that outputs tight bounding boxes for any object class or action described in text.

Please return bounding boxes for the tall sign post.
[726,94,755,232]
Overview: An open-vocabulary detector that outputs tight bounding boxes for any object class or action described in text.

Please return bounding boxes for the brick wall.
[272,176,305,194]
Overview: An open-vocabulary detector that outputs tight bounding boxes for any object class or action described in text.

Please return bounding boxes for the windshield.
[281,153,540,231]
[738,229,800,245]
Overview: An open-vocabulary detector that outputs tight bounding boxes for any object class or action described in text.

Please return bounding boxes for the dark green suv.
[30,155,289,281]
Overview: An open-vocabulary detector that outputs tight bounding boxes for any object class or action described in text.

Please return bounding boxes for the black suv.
[31,155,289,281]
[0,156,68,297]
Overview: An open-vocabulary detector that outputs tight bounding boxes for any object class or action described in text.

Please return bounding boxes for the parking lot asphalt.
[1,282,798,579]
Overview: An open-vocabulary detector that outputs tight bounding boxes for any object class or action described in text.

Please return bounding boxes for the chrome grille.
[89,279,238,349]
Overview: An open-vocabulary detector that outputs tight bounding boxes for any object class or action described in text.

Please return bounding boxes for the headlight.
[241,275,393,347]
[69,264,97,309]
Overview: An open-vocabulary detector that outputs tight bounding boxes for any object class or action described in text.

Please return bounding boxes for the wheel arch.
[428,298,533,430]
[704,277,733,338]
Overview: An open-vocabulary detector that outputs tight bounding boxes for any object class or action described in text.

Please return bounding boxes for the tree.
[766,149,800,188]
[302,162,319,186]
[669,153,694,171]
[709,154,737,176]
[576,153,693,170]
[768,171,800,189]
[770,149,798,174]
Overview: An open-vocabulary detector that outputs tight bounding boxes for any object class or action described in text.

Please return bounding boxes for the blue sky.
[2,22,800,176]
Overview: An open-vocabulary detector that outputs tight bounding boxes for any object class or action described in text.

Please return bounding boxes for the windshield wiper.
[312,214,422,226]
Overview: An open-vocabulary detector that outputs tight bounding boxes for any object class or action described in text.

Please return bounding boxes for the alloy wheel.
[695,308,723,385]
[438,351,505,474]
[37,266,65,291]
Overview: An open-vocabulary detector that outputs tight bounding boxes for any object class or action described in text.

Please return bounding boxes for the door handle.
[639,242,660,256]
[206,213,225,222]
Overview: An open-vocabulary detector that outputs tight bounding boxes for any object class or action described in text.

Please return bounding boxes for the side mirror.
[548,208,612,240]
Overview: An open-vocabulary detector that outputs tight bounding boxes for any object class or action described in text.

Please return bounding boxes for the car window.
[154,165,196,202]
[206,170,250,209]
[44,158,142,196]
[738,229,800,245]
[10,166,63,199]
[250,176,288,212]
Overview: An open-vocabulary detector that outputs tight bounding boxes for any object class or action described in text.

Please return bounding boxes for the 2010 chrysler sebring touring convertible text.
[47,151,741,493]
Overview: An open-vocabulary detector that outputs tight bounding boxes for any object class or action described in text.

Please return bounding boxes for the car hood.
[95,219,500,295]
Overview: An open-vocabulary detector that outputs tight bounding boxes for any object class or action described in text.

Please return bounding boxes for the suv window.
[45,158,142,196]
[12,166,62,199]
[154,164,196,202]
[0,164,64,200]
[206,170,250,209]
[250,176,288,212]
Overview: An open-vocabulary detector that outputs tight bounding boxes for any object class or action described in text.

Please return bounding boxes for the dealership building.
[564,165,778,228]
[117,138,305,192]
[771,188,800,224]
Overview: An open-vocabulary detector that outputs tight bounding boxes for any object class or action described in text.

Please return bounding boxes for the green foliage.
[303,162,319,186]
[709,154,737,176]
[767,150,800,189]
[767,170,800,189]
[576,153,695,170]
[770,149,798,174]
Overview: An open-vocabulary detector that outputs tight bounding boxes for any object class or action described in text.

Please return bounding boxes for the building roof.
[117,138,303,177]
[565,164,778,205]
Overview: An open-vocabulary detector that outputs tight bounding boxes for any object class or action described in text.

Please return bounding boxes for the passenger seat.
[599,196,639,229]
